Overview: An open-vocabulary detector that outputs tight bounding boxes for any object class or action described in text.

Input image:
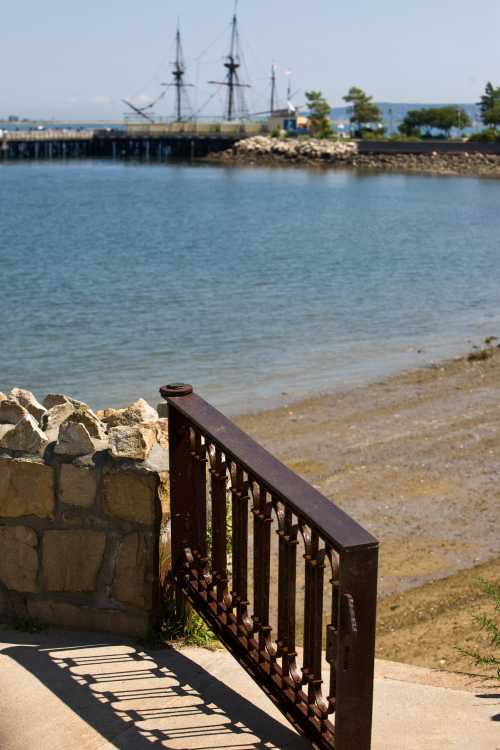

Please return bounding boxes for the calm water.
[1,160,500,413]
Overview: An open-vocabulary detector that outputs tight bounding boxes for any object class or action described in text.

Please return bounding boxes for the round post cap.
[159,383,193,399]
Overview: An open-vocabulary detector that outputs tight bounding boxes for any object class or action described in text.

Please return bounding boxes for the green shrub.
[459,579,500,681]
[467,128,500,142]
[468,348,493,362]
[388,134,422,142]
[360,129,387,140]
[13,617,46,633]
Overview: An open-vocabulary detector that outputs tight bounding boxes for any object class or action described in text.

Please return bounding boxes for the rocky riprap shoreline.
[0,388,168,468]
[210,135,500,177]
[219,135,358,163]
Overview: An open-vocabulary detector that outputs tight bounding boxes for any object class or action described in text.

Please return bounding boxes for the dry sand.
[234,346,500,672]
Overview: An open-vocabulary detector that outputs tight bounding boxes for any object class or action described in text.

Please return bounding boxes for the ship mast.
[270,64,276,114]
[173,25,184,121]
[123,22,191,123]
[208,7,251,121]
[167,21,192,122]
[226,13,239,120]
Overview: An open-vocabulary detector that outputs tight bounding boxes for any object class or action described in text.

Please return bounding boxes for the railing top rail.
[166,389,378,553]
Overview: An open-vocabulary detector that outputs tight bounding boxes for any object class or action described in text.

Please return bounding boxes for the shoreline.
[207,151,500,179]
[204,136,500,178]
[234,345,500,594]
[232,345,500,671]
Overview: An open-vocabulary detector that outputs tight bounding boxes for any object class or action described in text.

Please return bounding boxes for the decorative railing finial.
[160,383,193,399]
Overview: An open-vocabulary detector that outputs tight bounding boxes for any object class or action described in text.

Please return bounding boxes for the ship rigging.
[122,8,294,124]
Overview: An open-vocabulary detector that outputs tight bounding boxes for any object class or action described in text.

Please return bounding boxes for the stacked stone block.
[0,390,169,637]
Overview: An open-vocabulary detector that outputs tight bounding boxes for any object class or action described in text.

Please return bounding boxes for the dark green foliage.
[343,87,382,136]
[483,102,500,130]
[159,573,217,648]
[478,82,500,129]
[467,128,500,142]
[467,349,493,362]
[399,106,471,138]
[459,579,500,681]
[467,336,498,362]
[13,617,47,633]
[305,90,332,138]
[360,128,387,140]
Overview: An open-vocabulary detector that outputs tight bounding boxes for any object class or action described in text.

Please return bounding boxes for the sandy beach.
[235,345,500,672]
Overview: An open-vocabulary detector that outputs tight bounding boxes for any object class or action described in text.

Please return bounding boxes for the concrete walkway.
[0,627,498,750]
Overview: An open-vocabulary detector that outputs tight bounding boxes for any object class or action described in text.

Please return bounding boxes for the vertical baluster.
[230,464,251,634]
[326,547,340,714]
[302,527,328,716]
[276,503,301,691]
[188,429,207,556]
[209,445,228,615]
[188,428,208,595]
[251,482,273,666]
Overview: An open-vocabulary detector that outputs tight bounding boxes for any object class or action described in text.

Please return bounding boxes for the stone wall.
[0,389,169,637]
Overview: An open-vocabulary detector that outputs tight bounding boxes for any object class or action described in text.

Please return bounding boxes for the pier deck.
[0,123,267,160]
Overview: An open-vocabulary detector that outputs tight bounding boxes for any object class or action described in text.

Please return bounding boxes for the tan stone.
[43,402,75,440]
[113,532,150,608]
[59,464,96,508]
[101,398,158,427]
[96,407,114,420]
[0,415,49,455]
[158,474,170,518]
[0,526,38,592]
[27,599,150,637]
[54,422,95,456]
[103,471,157,525]
[0,391,7,402]
[0,458,55,518]
[10,388,47,424]
[0,399,28,425]
[152,418,168,448]
[43,393,87,410]
[108,424,157,460]
[42,530,106,592]
[65,405,106,439]
[0,424,14,442]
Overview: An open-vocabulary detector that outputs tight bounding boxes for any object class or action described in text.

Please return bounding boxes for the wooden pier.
[0,123,267,160]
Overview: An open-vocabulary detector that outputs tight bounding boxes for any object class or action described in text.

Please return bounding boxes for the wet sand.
[234,345,500,671]
[234,346,500,597]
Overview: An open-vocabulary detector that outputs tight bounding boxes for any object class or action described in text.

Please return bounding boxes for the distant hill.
[332,102,481,133]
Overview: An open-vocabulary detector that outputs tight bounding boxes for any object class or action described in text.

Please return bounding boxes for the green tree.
[478,82,500,127]
[343,86,382,136]
[399,106,471,138]
[399,109,430,137]
[432,105,471,136]
[483,102,500,131]
[305,90,332,138]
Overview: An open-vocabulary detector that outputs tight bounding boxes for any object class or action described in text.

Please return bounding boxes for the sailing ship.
[122,9,296,124]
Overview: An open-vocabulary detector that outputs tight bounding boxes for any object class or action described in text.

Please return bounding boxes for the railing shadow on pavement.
[0,629,309,749]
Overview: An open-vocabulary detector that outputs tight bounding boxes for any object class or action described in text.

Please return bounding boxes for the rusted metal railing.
[162,383,378,750]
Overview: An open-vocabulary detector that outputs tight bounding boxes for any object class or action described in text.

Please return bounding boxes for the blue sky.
[1,0,499,119]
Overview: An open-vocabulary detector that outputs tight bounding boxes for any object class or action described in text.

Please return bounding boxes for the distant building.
[268,108,309,135]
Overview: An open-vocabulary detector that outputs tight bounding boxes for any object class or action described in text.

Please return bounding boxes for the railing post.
[160,383,199,626]
[335,544,378,750]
